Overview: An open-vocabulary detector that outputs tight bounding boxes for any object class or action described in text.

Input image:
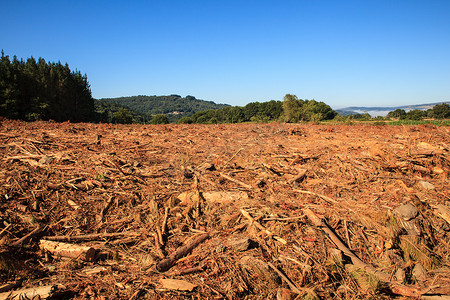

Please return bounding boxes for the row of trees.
[0,51,95,122]
[178,96,336,124]
[386,104,450,120]
[2,52,447,125]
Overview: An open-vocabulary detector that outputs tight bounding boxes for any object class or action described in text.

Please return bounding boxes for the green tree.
[0,51,95,122]
[282,94,301,122]
[430,103,450,119]
[151,114,169,124]
[387,109,406,120]
[112,108,133,124]
[405,109,425,120]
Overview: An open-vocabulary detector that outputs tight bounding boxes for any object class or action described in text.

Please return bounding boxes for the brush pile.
[0,120,449,299]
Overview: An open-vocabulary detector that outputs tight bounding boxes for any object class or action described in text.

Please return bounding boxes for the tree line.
[0,52,338,125]
[179,95,336,124]
[0,51,95,122]
[2,52,448,125]
[386,104,450,120]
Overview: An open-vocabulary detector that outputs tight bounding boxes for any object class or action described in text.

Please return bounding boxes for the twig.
[220,173,252,190]
[28,140,44,154]
[344,220,351,250]
[162,207,169,238]
[223,147,244,167]
[167,266,204,276]
[100,196,115,221]
[0,224,12,239]
[294,189,338,204]
[154,232,165,259]
[156,226,164,246]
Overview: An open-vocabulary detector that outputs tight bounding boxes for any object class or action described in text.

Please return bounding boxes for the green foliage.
[151,114,169,124]
[282,94,336,122]
[430,103,450,119]
[388,119,450,126]
[387,109,407,120]
[0,51,95,122]
[98,95,229,123]
[182,100,285,124]
[181,95,335,124]
[405,109,425,120]
[112,108,133,124]
[282,94,301,122]
[94,100,148,123]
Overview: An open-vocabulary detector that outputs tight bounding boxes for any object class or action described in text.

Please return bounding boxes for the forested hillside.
[97,95,229,122]
[180,95,337,124]
[0,52,338,124]
[0,51,95,122]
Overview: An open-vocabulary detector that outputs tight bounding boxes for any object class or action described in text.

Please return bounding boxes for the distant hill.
[94,99,149,123]
[337,101,450,117]
[97,95,229,122]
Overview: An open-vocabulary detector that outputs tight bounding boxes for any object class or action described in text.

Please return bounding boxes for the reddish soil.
[0,120,449,299]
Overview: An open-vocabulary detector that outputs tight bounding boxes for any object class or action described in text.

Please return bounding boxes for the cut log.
[0,285,56,300]
[40,240,96,261]
[225,235,257,252]
[160,278,197,291]
[433,204,450,225]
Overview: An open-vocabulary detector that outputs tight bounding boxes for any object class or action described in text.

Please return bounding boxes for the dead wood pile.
[0,120,449,299]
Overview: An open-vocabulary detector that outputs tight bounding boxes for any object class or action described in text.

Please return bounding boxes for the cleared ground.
[0,120,449,299]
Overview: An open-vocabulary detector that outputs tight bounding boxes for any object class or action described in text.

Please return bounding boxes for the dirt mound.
[0,120,449,299]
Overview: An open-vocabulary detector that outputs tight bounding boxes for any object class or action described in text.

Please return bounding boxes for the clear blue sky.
[2,0,449,107]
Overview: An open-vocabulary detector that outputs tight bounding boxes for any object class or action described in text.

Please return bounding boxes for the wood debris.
[0,120,449,299]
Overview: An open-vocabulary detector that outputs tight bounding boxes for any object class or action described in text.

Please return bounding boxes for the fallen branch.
[240,208,287,244]
[0,280,22,293]
[156,233,209,272]
[304,208,422,298]
[42,231,140,242]
[10,224,46,247]
[267,262,302,294]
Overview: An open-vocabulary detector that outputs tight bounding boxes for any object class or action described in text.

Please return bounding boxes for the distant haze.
[336,101,450,117]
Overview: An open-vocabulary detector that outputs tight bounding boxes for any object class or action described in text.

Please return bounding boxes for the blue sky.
[2,0,449,107]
